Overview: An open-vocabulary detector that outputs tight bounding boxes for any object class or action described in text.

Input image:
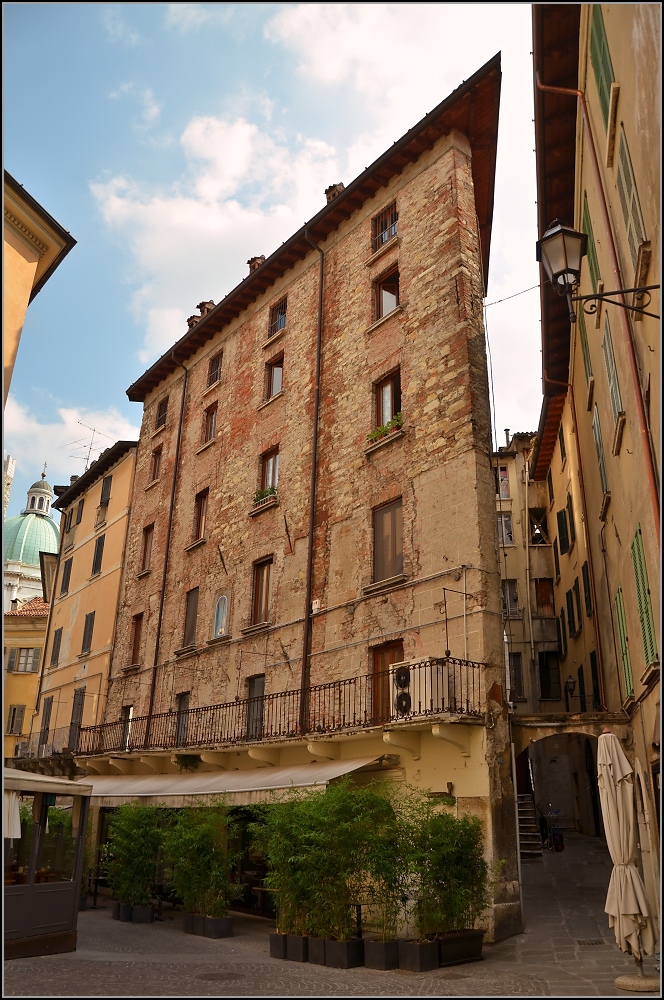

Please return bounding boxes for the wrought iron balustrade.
[76,655,485,756]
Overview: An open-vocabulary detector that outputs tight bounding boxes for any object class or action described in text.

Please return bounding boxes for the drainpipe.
[299,230,325,732]
[144,351,188,747]
[536,74,659,545]
[523,452,536,672]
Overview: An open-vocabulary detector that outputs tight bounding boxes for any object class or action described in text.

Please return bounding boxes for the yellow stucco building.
[4,596,49,761]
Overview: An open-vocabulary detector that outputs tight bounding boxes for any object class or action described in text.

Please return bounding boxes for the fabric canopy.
[3,790,21,839]
[596,733,656,960]
[83,757,383,807]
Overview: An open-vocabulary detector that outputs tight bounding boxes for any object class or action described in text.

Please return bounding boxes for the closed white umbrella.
[597,732,658,989]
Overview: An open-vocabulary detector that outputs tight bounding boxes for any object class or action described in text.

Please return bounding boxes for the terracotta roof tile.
[5,596,50,617]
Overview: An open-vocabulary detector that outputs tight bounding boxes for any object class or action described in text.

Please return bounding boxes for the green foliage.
[103,804,162,906]
[253,485,277,505]
[174,754,201,772]
[163,800,242,918]
[367,411,403,443]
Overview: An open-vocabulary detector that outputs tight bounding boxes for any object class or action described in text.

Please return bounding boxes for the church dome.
[29,478,53,493]
[4,511,60,567]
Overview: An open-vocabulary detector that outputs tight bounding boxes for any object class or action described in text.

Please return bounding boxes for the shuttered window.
[100,476,112,507]
[68,686,86,750]
[582,562,593,615]
[566,493,576,545]
[559,609,568,656]
[7,705,25,735]
[590,650,602,710]
[592,405,609,494]
[602,315,623,423]
[579,311,593,385]
[573,578,583,631]
[583,194,601,292]
[184,588,199,647]
[76,499,85,524]
[615,587,634,698]
[590,3,614,128]
[566,589,576,638]
[51,628,63,666]
[91,534,105,576]
[60,557,73,595]
[81,611,95,654]
[616,127,646,268]
[39,696,53,748]
[557,509,570,556]
[374,500,404,581]
[631,525,658,667]
[553,538,560,580]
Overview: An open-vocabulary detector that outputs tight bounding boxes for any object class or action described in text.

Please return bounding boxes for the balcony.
[77,656,485,757]
[15,726,78,760]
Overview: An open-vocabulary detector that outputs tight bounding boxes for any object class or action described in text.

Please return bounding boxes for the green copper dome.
[4,511,60,567]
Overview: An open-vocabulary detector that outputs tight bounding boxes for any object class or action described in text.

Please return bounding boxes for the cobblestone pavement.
[5,833,660,997]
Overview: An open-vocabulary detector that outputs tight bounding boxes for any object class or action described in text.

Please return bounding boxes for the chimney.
[325,182,345,203]
[504,429,511,447]
[197,300,215,318]
[247,256,265,273]
[70,475,79,485]
[10,599,18,611]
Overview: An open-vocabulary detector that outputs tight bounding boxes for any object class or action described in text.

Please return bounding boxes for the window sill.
[151,424,167,439]
[611,412,626,456]
[89,572,101,581]
[365,428,405,456]
[185,537,206,552]
[363,573,407,596]
[95,519,107,532]
[77,652,91,660]
[240,622,272,636]
[599,491,611,521]
[136,569,151,579]
[145,478,161,492]
[258,390,284,411]
[63,542,74,554]
[640,661,659,687]
[206,635,232,647]
[121,663,140,674]
[174,645,199,658]
[364,235,399,268]
[201,380,220,399]
[364,305,403,336]
[262,327,287,350]
[249,496,279,517]
[196,438,218,455]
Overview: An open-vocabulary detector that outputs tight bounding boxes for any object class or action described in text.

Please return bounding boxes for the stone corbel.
[248,747,279,766]
[199,751,229,768]
[140,755,178,774]
[80,758,112,775]
[107,758,135,775]
[383,731,421,760]
[431,723,471,757]
[306,742,340,760]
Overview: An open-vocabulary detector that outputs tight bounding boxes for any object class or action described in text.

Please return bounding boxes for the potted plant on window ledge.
[367,411,403,446]
[253,485,277,507]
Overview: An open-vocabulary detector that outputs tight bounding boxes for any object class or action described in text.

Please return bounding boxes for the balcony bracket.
[431,723,471,757]
[141,755,178,774]
[383,730,420,760]
[107,758,135,775]
[199,751,229,768]
[248,747,279,766]
[306,742,340,760]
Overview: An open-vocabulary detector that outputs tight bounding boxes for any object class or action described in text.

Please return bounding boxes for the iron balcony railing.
[15,725,78,760]
[74,655,484,756]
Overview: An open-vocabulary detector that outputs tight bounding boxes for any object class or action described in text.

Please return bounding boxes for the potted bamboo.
[362,787,411,971]
[104,804,161,923]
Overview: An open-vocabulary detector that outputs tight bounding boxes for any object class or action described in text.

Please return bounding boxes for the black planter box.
[308,937,326,965]
[364,939,399,970]
[269,932,288,959]
[439,929,484,967]
[132,904,153,924]
[286,934,308,962]
[398,940,439,972]
[325,938,364,969]
[79,894,87,912]
[119,904,133,923]
[204,916,233,938]
[112,902,120,921]
[183,912,206,935]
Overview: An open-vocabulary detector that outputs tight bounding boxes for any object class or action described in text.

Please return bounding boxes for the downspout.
[144,351,188,747]
[299,230,325,732]
[536,74,659,544]
[523,451,536,671]
[544,371,607,711]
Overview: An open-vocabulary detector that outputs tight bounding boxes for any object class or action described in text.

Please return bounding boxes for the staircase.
[518,794,543,862]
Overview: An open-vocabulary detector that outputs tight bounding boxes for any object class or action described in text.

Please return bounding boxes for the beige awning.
[4,767,93,797]
[85,757,381,807]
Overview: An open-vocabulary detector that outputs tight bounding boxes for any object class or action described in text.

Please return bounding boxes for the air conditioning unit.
[389,659,446,719]
[14,742,28,758]
[39,744,54,758]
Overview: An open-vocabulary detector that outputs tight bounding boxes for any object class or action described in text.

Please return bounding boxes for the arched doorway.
[516,733,602,838]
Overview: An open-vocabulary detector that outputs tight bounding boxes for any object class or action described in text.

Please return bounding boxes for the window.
[497,513,513,546]
[616,127,646,267]
[7,705,25,735]
[68,686,85,750]
[261,449,279,492]
[268,297,287,338]
[7,648,40,673]
[38,497,44,510]
[140,524,154,572]
[207,352,222,387]
[547,470,554,504]
[194,489,208,540]
[589,3,614,129]
[30,496,36,509]
[51,628,63,666]
[535,579,555,617]
[176,691,190,745]
[373,499,403,582]
[373,640,404,724]
[557,508,570,555]
[631,525,658,667]
[376,370,401,428]
[252,560,272,625]
[602,316,623,424]
[372,202,398,253]
[266,356,283,399]
[214,595,228,638]
[183,588,199,647]
[203,403,218,443]
[91,534,105,576]
[502,579,519,618]
[498,466,510,499]
[553,538,560,580]
[374,268,399,320]
[130,613,143,665]
[573,578,583,632]
[558,426,566,464]
[582,562,593,616]
[156,397,168,429]
[539,651,561,700]
[615,587,634,698]
[559,609,568,656]
[579,311,593,386]
[246,674,265,740]
[509,652,524,699]
[74,499,84,525]
[590,650,601,710]
[39,696,53,748]
[81,611,95,654]
[150,447,162,482]
[592,405,609,495]
[529,508,549,545]
[100,476,112,507]
[60,557,73,595]
[583,194,601,293]
[65,508,74,532]
[566,493,576,546]
[120,705,133,751]
[566,589,577,638]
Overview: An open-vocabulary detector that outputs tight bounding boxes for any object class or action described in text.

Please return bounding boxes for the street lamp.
[536,221,587,323]
[564,674,577,713]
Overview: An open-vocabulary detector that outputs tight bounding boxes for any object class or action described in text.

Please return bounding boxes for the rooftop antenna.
[76,421,115,471]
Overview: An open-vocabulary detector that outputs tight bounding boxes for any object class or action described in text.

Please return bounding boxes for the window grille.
[371,203,398,253]
[268,298,287,338]
[207,352,222,387]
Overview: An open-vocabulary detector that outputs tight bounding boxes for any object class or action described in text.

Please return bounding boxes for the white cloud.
[4,397,141,485]
[109,82,162,131]
[165,3,233,33]
[102,5,140,48]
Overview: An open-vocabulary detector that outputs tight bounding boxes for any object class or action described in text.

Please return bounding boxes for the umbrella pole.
[634,954,645,978]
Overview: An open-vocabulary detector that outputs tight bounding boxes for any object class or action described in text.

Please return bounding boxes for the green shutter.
[602,315,623,423]
[553,538,560,579]
[615,587,634,697]
[616,128,646,268]
[631,525,658,667]
[592,405,609,494]
[557,509,570,555]
[583,194,601,292]
[590,4,614,129]
[579,311,593,385]
[7,648,18,672]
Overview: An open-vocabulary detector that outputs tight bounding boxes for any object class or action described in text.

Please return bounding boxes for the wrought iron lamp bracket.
[571,285,660,320]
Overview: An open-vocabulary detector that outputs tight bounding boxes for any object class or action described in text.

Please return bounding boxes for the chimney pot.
[70,475,79,485]
[247,256,266,273]
[504,428,510,447]
[325,182,345,203]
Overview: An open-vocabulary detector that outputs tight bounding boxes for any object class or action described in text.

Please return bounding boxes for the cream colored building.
[4,597,49,761]
[3,172,76,404]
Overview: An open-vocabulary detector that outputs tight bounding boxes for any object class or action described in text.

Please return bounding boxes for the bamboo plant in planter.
[164,800,242,938]
[104,804,162,923]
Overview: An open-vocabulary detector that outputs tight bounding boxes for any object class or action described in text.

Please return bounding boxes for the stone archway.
[516,731,602,838]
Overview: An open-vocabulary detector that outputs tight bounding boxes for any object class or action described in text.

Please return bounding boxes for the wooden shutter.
[184,588,199,646]
[9,705,25,735]
[615,587,634,698]
[61,558,73,594]
[590,3,614,128]
[39,696,53,747]
[68,686,86,749]
[602,316,623,423]
[553,538,560,580]
[100,476,112,506]
[578,311,593,385]
[582,562,593,615]
[51,628,63,666]
[7,648,18,672]
[583,194,601,292]
[566,494,576,544]
[573,578,583,630]
[616,128,646,268]
[590,651,601,710]
[82,611,95,653]
[92,534,105,575]
[566,590,576,638]
[76,499,85,524]
[592,405,609,494]
[631,525,658,667]
[559,609,567,655]
[557,509,570,555]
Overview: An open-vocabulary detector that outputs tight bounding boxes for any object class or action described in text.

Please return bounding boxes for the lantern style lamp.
[536,221,588,323]
[564,674,577,712]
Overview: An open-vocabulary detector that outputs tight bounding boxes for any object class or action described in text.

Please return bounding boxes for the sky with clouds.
[4,3,542,518]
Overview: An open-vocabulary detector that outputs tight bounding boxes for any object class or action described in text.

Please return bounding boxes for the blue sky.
[4,3,541,517]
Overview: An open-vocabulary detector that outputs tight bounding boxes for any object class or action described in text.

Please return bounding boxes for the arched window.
[30,497,36,508]
[38,497,44,510]
[214,596,228,638]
